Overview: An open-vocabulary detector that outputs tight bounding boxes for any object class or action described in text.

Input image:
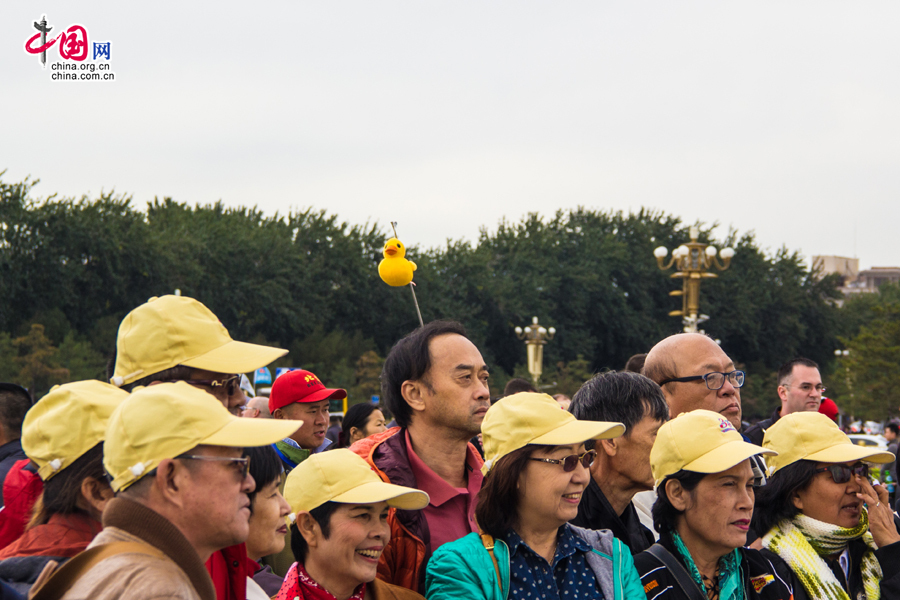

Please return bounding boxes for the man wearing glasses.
[107,294,288,600]
[643,333,745,429]
[744,357,823,446]
[109,294,288,416]
[639,333,762,538]
[49,382,302,600]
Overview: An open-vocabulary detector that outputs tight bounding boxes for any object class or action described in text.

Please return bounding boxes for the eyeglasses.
[178,455,251,480]
[784,383,827,394]
[240,406,261,418]
[658,370,745,390]
[529,450,596,472]
[166,374,243,398]
[814,463,868,484]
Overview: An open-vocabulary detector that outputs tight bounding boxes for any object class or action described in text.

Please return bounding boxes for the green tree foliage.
[836,285,900,420]
[13,324,69,395]
[0,174,845,414]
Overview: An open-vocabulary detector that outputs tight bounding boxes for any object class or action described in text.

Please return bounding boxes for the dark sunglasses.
[814,463,868,484]
[178,454,251,480]
[529,450,596,472]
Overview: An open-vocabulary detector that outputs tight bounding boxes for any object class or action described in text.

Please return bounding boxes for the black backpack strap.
[647,544,708,600]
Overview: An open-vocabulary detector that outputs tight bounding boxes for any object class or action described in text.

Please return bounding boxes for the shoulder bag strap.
[29,541,166,600]
[647,543,708,600]
[480,533,504,593]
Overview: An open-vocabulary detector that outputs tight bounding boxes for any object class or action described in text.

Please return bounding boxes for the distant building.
[812,255,858,285]
[858,267,900,290]
[812,255,900,302]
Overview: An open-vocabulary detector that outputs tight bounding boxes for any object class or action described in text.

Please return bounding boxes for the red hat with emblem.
[268,370,347,414]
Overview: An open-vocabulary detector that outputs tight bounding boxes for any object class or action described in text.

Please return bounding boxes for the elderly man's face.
[664,336,742,428]
[178,445,256,553]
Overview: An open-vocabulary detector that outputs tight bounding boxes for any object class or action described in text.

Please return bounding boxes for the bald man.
[642,333,743,429]
[241,396,272,419]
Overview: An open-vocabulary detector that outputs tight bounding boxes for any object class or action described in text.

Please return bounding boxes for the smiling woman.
[276,449,429,600]
[425,392,642,600]
[754,412,900,600]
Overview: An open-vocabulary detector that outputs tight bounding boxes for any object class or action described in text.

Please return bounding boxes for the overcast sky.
[4,2,899,270]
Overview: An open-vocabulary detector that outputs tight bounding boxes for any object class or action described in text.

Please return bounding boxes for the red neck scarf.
[276,563,366,600]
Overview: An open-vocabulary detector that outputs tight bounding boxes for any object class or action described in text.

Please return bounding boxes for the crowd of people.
[0,293,896,600]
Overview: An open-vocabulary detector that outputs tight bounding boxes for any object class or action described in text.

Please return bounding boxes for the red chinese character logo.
[25,21,88,62]
[59,25,88,61]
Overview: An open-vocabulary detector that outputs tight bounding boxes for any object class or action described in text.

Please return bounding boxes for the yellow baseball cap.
[283,449,428,520]
[651,409,776,487]
[763,412,895,474]
[481,392,625,475]
[23,381,129,481]
[111,295,288,387]
[105,381,302,491]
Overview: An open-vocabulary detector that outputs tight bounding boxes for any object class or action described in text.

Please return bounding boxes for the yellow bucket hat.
[480,392,625,475]
[105,381,302,491]
[283,449,429,521]
[651,409,776,488]
[763,411,895,475]
[22,380,129,481]
[111,295,288,387]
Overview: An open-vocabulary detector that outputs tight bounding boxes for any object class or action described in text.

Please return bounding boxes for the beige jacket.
[60,497,215,600]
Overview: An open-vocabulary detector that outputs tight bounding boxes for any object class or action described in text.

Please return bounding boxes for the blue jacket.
[425,524,644,600]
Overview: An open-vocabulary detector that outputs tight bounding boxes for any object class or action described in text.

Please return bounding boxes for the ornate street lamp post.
[654,227,735,333]
[514,316,556,386]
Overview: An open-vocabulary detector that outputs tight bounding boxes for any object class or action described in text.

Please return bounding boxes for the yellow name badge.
[751,574,774,593]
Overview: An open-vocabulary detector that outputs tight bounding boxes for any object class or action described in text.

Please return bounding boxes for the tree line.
[0,173,892,420]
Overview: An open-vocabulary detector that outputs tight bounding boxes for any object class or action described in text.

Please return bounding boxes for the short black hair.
[570,371,668,446]
[777,358,819,388]
[381,320,468,429]
[886,423,900,437]
[751,460,819,536]
[290,501,340,563]
[651,470,706,534]
[502,378,537,396]
[624,354,647,373]
[0,383,32,440]
[244,445,283,510]
[122,365,193,392]
[340,403,379,448]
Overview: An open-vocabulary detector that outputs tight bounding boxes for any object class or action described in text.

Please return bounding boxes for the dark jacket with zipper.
[634,532,796,600]
[570,478,655,554]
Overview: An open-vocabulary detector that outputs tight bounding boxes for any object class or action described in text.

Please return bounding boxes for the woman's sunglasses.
[528,450,597,472]
[814,463,869,484]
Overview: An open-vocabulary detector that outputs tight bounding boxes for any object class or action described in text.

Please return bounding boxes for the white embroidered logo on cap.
[129,462,146,477]
[48,459,62,471]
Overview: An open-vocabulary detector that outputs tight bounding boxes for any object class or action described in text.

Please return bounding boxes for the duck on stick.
[378,222,424,327]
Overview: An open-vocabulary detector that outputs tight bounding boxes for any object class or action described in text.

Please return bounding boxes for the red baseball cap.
[818,397,839,422]
[268,370,347,414]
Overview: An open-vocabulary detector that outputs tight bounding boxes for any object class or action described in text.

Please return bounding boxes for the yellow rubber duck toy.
[378,237,417,287]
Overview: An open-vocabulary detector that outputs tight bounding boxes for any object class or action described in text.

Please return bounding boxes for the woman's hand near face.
[856,476,900,548]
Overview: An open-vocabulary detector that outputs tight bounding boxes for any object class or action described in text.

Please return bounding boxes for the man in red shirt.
[351,320,489,593]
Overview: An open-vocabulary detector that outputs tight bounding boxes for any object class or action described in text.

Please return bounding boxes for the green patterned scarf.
[762,509,881,600]
[671,530,744,600]
[275,439,311,469]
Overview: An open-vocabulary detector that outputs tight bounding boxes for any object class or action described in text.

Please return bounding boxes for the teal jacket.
[425,524,644,600]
